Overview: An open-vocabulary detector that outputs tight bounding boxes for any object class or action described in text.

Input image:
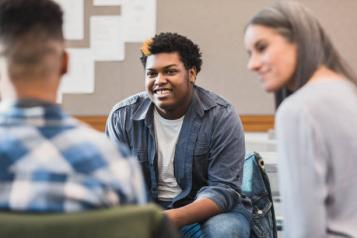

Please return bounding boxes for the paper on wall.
[54,0,84,40]
[93,0,126,6]
[90,16,125,61]
[59,49,94,95]
[121,0,156,42]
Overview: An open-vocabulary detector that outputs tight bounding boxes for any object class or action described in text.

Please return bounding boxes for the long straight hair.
[246,1,357,91]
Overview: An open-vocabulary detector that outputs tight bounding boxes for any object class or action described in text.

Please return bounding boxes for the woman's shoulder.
[277,78,357,125]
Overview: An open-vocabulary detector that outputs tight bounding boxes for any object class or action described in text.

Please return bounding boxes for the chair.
[0,204,180,238]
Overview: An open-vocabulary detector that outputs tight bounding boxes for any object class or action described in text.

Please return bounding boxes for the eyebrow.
[147,64,178,71]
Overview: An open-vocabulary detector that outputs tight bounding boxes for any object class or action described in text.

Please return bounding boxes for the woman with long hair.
[244,1,357,237]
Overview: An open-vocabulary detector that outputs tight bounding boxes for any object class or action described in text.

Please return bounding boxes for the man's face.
[145,52,196,119]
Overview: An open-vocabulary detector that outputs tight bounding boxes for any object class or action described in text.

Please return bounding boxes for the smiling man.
[106,32,251,238]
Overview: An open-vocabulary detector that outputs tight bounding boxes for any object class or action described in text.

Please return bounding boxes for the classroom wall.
[62,0,357,117]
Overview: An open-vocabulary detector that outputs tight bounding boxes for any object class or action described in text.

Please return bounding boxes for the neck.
[1,78,60,104]
[156,107,187,120]
[309,66,344,83]
[15,90,57,103]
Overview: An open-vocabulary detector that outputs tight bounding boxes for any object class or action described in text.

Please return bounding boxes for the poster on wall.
[121,0,156,42]
[90,16,125,61]
[58,49,94,102]
[93,0,126,6]
[56,0,157,102]
[53,0,84,40]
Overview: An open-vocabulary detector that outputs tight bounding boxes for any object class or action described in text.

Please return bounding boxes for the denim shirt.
[106,86,245,211]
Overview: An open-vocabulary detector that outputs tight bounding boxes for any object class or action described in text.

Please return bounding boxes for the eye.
[146,71,157,78]
[165,68,178,75]
[256,42,267,53]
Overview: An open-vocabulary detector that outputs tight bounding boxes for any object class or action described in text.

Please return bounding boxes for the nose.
[154,73,167,85]
[247,54,261,72]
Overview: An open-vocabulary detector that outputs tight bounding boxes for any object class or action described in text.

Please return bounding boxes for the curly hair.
[140,32,203,73]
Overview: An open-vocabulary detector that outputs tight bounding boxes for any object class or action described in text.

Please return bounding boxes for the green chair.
[0,204,180,238]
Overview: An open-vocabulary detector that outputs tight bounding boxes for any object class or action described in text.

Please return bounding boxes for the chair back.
[0,204,179,238]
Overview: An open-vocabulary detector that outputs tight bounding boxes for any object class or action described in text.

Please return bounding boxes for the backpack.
[242,152,278,238]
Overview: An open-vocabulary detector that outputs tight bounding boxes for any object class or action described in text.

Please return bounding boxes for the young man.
[106,32,251,237]
[0,0,146,212]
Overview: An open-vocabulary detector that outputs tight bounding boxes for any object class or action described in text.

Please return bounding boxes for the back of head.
[140,32,202,74]
[246,0,357,90]
[0,0,64,81]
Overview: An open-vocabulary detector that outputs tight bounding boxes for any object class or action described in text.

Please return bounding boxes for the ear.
[60,50,68,76]
[189,67,197,84]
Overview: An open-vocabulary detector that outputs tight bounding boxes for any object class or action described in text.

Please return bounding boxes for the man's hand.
[163,198,221,228]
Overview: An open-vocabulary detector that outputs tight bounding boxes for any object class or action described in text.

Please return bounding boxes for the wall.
[62,0,357,119]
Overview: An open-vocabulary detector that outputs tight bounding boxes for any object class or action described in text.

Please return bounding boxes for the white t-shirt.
[154,109,184,201]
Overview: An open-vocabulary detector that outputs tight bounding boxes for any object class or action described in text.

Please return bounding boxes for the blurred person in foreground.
[0,0,146,212]
[244,1,357,237]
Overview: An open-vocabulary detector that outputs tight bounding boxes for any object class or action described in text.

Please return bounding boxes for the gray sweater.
[276,79,357,238]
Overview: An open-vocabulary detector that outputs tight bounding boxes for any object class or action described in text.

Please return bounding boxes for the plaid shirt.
[0,100,147,212]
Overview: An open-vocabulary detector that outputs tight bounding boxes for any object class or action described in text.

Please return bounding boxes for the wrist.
[165,208,186,228]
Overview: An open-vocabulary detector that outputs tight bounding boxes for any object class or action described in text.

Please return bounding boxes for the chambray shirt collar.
[130,86,217,121]
[131,97,153,121]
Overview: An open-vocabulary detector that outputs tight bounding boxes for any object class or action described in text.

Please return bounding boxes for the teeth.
[156,89,170,95]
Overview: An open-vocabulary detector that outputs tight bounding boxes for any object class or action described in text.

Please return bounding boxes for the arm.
[105,107,129,146]
[104,107,147,204]
[166,105,244,227]
[164,198,220,228]
[193,104,245,213]
[276,103,328,238]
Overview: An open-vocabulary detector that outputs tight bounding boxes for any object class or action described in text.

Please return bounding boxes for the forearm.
[164,198,221,228]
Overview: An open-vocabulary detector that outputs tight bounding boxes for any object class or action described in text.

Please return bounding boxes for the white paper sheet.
[59,49,94,94]
[90,16,125,61]
[54,0,84,40]
[121,0,156,42]
[93,0,126,6]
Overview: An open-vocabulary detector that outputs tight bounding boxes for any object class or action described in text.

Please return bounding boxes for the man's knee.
[202,211,251,238]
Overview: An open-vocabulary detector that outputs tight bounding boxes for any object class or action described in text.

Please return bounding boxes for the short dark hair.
[246,1,357,90]
[0,0,63,67]
[140,32,203,73]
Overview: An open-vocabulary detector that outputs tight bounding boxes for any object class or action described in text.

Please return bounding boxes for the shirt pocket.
[193,143,209,159]
[133,148,151,186]
[193,143,210,180]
